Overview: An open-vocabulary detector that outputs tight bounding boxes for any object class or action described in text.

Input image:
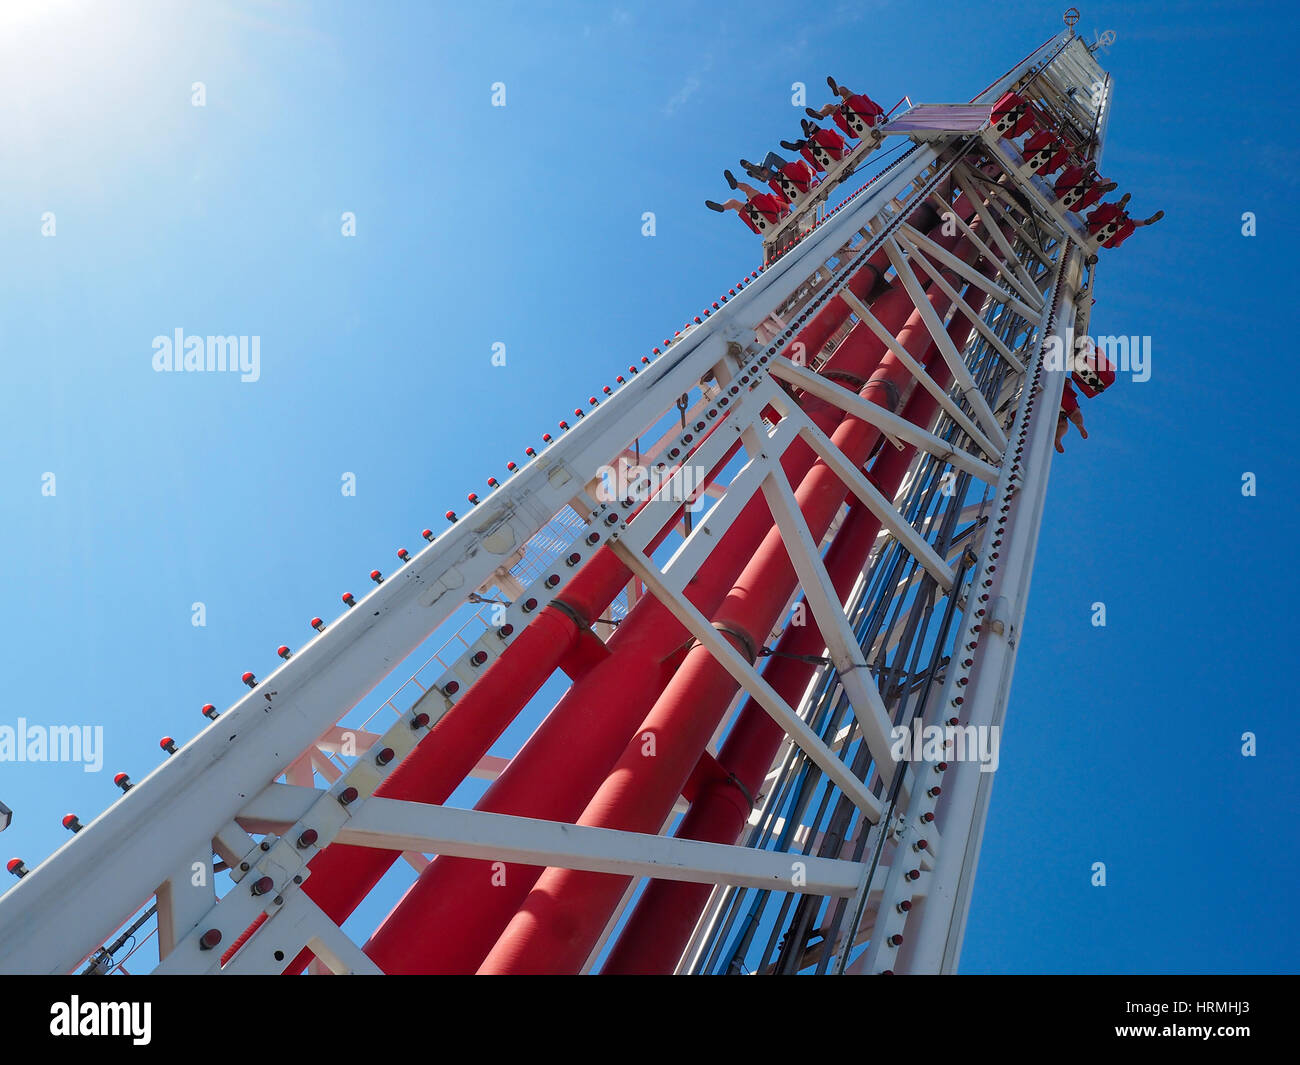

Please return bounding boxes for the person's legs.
[1055,414,1069,453]
[1067,407,1088,439]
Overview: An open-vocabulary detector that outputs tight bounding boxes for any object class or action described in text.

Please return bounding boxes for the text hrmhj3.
[152,330,260,382]
[890,721,999,773]
[0,719,104,773]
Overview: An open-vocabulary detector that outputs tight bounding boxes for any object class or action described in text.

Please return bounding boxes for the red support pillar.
[601,255,1004,973]
[477,226,989,975]
[359,247,924,973]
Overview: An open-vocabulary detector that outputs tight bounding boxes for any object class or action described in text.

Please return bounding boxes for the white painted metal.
[0,24,1111,978]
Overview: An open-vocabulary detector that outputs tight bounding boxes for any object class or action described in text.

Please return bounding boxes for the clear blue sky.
[1,0,1296,974]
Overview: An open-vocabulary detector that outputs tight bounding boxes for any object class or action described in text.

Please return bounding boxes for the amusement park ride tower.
[1,18,1121,975]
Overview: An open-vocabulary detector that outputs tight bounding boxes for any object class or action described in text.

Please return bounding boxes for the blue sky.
[1,0,1296,973]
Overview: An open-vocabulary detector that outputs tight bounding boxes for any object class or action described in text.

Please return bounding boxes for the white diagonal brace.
[220,890,385,976]
[972,171,1062,260]
[940,174,1042,299]
[893,238,1027,375]
[896,222,1042,323]
[966,159,1067,242]
[838,290,1003,461]
[951,165,1053,272]
[155,856,217,960]
[609,540,884,820]
[238,785,867,895]
[921,196,1042,312]
[957,163,1061,254]
[770,360,1000,485]
[883,239,1009,452]
[757,467,901,784]
[773,400,956,589]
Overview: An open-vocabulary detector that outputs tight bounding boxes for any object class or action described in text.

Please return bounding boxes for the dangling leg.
[1067,407,1088,440]
[739,158,778,183]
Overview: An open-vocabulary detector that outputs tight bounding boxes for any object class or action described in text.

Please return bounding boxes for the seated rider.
[1072,343,1117,398]
[739,153,819,201]
[1053,161,1116,212]
[1021,128,1068,175]
[990,90,1036,138]
[805,76,886,143]
[1087,193,1164,248]
[1104,206,1164,249]
[706,175,790,235]
[781,119,853,172]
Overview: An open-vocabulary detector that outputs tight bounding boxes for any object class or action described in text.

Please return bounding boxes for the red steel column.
[601,256,1004,972]
[360,243,925,973]
[477,224,988,974]
[286,431,748,973]
[285,251,893,973]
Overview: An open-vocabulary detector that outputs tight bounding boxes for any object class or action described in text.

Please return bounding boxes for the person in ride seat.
[1055,378,1088,454]
[706,174,790,235]
[1087,193,1164,248]
[1053,161,1116,212]
[805,77,886,143]
[1104,206,1165,249]
[1021,128,1068,175]
[991,90,1036,138]
[738,153,819,201]
[1072,343,1117,398]
[781,119,853,172]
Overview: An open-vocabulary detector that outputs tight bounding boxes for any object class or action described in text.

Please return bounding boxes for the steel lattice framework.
[0,26,1116,975]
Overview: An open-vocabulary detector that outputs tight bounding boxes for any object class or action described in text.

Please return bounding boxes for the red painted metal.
[283,245,900,974]
[601,257,1005,973]
[359,244,928,973]
[285,448,738,974]
[476,221,990,975]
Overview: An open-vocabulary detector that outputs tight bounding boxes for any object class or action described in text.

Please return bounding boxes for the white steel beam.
[757,463,901,786]
[896,222,1043,323]
[770,360,1001,485]
[899,228,1029,375]
[610,539,884,821]
[883,239,1010,452]
[768,396,956,590]
[902,247,1082,974]
[238,785,866,897]
[838,290,1004,461]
